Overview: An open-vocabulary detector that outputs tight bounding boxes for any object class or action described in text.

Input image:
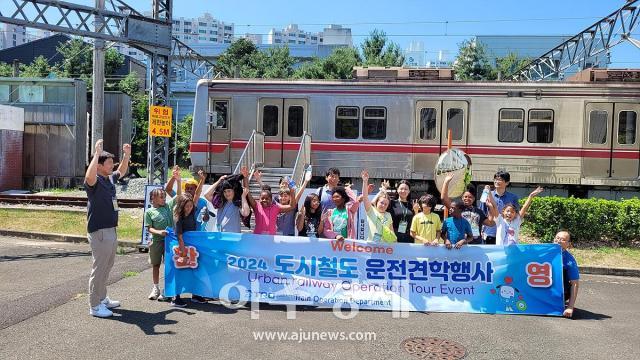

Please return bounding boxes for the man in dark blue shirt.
[84,139,130,318]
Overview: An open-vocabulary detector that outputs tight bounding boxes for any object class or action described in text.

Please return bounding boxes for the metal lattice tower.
[0,0,218,184]
[511,0,640,81]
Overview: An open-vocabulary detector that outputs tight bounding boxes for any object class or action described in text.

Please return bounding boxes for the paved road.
[0,236,639,359]
[0,236,149,329]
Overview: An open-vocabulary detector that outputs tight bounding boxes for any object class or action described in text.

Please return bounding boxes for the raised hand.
[530,186,544,197]
[361,169,369,182]
[254,170,263,183]
[172,165,180,179]
[444,173,454,183]
[412,199,420,213]
[198,169,206,181]
[95,139,103,155]
[242,187,249,197]
[381,179,390,190]
[240,166,249,178]
[122,143,131,156]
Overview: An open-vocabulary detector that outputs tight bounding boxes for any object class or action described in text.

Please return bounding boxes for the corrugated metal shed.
[0,78,86,189]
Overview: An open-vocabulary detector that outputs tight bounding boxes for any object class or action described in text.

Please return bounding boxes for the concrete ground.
[0,235,639,360]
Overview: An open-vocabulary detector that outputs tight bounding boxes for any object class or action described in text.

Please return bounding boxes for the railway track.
[0,194,144,208]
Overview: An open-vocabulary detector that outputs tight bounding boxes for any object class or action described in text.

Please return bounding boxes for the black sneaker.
[170,296,187,308]
[191,295,207,304]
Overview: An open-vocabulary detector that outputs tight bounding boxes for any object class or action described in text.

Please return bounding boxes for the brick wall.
[0,129,23,191]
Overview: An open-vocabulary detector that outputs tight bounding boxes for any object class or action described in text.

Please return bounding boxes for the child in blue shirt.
[555,231,580,318]
[441,201,474,249]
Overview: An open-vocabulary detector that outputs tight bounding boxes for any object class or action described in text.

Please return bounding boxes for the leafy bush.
[521,197,640,246]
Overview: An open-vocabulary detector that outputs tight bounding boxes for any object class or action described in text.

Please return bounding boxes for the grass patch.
[123,271,139,278]
[46,188,78,194]
[0,208,142,241]
[571,247,640,269]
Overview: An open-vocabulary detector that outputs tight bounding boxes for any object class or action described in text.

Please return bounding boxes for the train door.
[413,100,442,177]
[441,101,469,151]
[611,103,640,178]
[583,103,612,178]
[583,102,640,179]
[207,98,231,168]
[257,98,308,168]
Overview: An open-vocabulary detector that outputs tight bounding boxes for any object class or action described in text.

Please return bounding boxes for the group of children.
[143,166,580,318]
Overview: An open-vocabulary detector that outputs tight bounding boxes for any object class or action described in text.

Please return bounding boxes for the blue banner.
[164,230,564,316]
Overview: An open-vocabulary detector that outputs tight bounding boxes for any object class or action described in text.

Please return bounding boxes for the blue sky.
[3,0,639,65]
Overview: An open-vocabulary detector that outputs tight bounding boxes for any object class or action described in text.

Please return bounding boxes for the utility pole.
[91,0,105,152]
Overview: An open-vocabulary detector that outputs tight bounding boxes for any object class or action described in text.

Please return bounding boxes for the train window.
[362,107,387,140]
[419,108,437,140]
[588,110,608,144]
[287,106,304,137]
[498,108,524,142]
[335,106,359,139]
[213,100,228,129]
[527,109,554,143]
[446,108,464,140]
[262,105,279,136]
[618,111,637,145]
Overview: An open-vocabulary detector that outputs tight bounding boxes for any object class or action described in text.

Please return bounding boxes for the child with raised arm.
[242,167,306,235]
[144,188,174,301]
[410,194,442,245]
[487,186,544,246]
[361,170,396,243]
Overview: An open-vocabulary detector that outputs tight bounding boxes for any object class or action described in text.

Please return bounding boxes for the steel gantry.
[511,0,640,81]
[0,0,218,184]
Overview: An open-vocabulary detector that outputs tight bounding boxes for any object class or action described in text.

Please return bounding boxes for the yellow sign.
[149,105,173,137]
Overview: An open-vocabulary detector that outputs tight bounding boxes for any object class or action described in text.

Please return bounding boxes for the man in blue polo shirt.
[555,231,580,318]
[85,139,130,318]
[479,170,519,245]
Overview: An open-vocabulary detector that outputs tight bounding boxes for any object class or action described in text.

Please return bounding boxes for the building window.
[274,39,282,43]
[588,110,608,144]
[298,41,305,44]
[224,39,231,43]
[199,29,206,34]
[298,34,306,38]
[446,108,464,141]
[210,30,217,35]
[311,36,317,41]
[212,100,229,129]
[527,109,554,143]
[184,28,191,33]
[263,105,279,136]
[199,22,207,27]
[419,108,437,140]
[209,37,216,42]
[184,21,192,26]
[224,26,232,31]
[618,111,637,145]
[362,107,387,140]
[288,40,296,44]
[287,106,304,137]
[335,106,359,139]
[198,36,207,41]
[498,108,524,142]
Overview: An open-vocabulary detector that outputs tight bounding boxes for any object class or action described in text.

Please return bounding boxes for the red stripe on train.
[189,141,640,159]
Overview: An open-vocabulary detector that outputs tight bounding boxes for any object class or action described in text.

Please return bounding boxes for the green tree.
[260,47,294,79]
[495,52,530,80]
[57,39,124,86]
[216,38,260,78]
[360,29,404,67]
[0,62,13,77]
[453,40,495,81]
[19,56,55,78]
[176,114,193,167]
[294,47,361,79]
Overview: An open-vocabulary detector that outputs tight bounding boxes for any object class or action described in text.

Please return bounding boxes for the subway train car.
[189,72,640,199]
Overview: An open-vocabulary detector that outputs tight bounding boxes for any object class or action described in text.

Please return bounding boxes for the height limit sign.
[149,105,172,137]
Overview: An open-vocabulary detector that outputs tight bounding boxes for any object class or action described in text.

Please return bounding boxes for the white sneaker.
[101,297,121,309]
[90,304,113,318]
[148,286,161,300]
